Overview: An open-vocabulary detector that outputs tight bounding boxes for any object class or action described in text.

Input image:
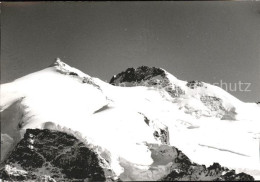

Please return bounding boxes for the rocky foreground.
[0,129,254,181]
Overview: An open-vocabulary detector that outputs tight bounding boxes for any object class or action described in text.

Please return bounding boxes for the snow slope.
[1,59,260,180]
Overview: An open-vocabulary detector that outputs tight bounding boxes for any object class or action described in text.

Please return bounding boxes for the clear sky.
[1,2,260,102]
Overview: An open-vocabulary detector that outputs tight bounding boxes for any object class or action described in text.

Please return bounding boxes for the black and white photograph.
[1,1,260,181]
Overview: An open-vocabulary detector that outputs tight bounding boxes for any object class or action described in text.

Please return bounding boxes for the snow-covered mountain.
[1,59,259,181]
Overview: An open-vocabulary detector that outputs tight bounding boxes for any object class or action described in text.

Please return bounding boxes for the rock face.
[110,66,185,98]
[110,66,166,85]
[0,165,56,182]
[200,95,237,120]
[151,144,254,181]
[186,80,204,89]
[0,129,116,182]
[139,112,170,145]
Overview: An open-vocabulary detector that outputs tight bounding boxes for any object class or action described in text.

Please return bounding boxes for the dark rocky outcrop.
[155,144,254,181]
[153,129,169,145]
[139,113,170,145]
[68,72,78,76]
[118,143,254,181]
[200,96,226,116]
[110,66,185,98]
[0,129,117,182]
[200,95,237,120]
[110,66,166,85]
[82,77,102,91]
[0,165,56,182]
[186,80,204,89]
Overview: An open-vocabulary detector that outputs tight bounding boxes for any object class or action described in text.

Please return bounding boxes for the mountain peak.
[49,58,71,70]
[48,58,90,80]
[109,66,167,86]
